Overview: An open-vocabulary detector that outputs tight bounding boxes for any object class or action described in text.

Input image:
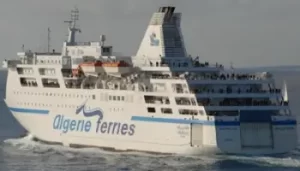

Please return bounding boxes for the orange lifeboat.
[79,61,103,67]
[78,61,103,74]
[102,60,130,67]
[102,60,131,74]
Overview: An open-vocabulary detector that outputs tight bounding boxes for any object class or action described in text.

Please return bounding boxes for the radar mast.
[64,7,81,45]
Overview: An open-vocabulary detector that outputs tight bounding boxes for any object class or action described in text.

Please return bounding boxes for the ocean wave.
[2,135,300,171]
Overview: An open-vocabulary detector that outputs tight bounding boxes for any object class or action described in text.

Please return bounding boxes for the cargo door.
[240,123,273,148]
[191,124,203,146]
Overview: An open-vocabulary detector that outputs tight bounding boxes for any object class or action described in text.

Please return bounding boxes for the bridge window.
[102,47,110,53]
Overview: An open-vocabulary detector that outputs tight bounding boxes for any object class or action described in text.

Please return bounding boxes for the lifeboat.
[78,60,132,75]
[78,61,103,74]
[102,60,131,74]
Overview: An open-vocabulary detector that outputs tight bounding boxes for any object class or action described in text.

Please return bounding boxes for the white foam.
[226,155,300,168]
[3,135,300,169]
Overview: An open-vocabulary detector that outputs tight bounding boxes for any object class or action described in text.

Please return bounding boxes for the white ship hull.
[3,6,298,156]
[4,97,297,156]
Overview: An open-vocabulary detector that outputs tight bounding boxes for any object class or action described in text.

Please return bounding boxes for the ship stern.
[213,112,298,155]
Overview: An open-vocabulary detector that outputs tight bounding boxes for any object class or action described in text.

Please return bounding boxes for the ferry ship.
[2,6,298,155]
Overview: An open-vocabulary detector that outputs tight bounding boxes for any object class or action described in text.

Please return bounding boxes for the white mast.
[47,27,51,53]
[282,80,289,104]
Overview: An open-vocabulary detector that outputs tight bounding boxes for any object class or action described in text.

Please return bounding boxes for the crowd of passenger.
[42,81,60,88]
[65,80,82,89]
[191,87,281,94]
[150,72,270,81]
[198,98,276,107]
[148,60,223,69]
[20,80,38,87]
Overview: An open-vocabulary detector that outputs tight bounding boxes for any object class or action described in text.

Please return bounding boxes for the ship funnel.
[136,6,187,58]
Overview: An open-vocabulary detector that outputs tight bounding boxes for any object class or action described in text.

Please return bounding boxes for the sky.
[1,0,300,68]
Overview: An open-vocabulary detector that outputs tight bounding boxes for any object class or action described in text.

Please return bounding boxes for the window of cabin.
[147,107,156,113]
[161,108,172,114]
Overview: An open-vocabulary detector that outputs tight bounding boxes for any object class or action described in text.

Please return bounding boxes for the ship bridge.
[136,6,187,58]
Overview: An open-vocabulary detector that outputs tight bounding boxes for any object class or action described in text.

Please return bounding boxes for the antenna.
[47,27,51,53]
[100,35,106,46]
[64,6,80,29]
[230,61,234,70]
[71,7,79,28]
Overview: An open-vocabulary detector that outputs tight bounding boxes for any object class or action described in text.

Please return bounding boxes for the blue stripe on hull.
[9,107,49,115]
[131,116,296,126]
[131,116,240,126]
[7,107,296,126]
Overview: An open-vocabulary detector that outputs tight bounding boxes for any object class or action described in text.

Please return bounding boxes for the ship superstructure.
[2,6,297,155]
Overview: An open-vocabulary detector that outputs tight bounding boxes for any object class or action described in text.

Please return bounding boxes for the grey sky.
[1,0,300,67]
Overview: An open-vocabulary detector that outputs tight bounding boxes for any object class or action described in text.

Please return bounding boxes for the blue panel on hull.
[9,107,49,115]
[272,120,297,125]
[239,110,272,123]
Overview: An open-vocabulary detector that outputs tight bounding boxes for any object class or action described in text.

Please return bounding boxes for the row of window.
[13,91,134,103]
[15,102,206,116]
[37,59,61,64]
[16,102,125,112]
[39,68,56,76]
[147,107,205,115]
[108,95,125,101]
[17,68,34,75]
[13,91,95,100]
[17,67,57,75]
[99,94,134,103]
[16,102,80,108]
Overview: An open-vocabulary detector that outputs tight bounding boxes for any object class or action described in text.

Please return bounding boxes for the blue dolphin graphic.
[76,100,103,121]
[150,33,159,46]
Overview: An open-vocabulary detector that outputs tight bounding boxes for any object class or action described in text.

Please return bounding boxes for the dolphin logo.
[76,100,103,121]
[150,33,159,46]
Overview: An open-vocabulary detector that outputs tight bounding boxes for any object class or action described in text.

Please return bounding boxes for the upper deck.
[2,6,291,117]
[2,5,276,87]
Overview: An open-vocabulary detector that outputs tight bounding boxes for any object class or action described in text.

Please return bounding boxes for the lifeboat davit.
[79,60,132,75]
